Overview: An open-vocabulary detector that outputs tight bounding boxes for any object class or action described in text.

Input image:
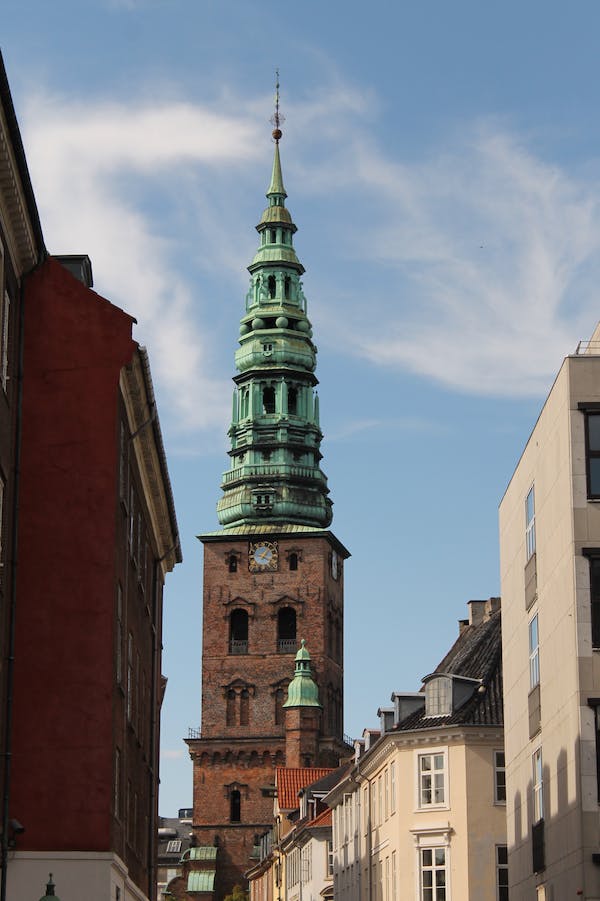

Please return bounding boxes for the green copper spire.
[216,82,333,529]
[283,640,322,708]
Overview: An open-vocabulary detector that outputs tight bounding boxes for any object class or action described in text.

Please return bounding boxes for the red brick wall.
[11,258,136,851]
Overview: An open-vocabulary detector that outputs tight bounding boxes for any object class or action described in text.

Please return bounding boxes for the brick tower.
[186,82,349,900]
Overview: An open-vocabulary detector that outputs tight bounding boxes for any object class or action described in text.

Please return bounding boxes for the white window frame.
[415,748,448,809]
[494,750,506,804]
[411,828,452,901]
[165,839,182,854]
[529,613,540,688]
[526,485,536,560]
[390,761,396,814]
[425,676,452,717]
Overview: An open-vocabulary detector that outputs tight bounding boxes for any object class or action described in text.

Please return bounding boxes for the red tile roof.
[310,807,332,827]
[276,767,333,811]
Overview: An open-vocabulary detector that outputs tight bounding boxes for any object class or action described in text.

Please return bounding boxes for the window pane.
[422,849,432,867]
[497,845,508,866]
[434,849,445,866]
[434,755,444,769]
[421,757,432,772]
[589,414,600,450]
[590,458,600,495]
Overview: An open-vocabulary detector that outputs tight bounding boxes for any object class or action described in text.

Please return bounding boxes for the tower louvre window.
[228,554,237,573]
[230,789,241,822]
[288,387,298,415]
[230,609,248,655]
[284,275,291,299]
[289,552,298,571]
[278,607,297,653]
[263,386,276,414]
[268,275,276,298]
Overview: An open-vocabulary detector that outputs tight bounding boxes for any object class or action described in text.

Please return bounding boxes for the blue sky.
[4,0,600,815]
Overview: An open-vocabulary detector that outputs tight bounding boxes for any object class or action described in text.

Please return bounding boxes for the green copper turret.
[217,124,332,529]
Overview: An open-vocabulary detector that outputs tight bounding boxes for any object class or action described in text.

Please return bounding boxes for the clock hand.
[259,549,269,559]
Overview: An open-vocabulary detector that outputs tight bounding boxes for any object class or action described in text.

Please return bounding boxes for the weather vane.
[270,68,285,143]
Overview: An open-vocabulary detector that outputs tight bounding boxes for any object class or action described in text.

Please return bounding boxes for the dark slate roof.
[396,609,503,731]
[300,763,352,796]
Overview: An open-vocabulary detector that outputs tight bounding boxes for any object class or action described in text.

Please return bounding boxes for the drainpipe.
[0,253,46,901]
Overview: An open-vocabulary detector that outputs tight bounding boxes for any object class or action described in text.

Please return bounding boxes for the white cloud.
[312,123,600,397]
[161,748,185,760]
[20,78,600,431]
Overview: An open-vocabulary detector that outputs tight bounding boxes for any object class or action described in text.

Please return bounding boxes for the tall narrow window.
[529,613,540,688]
[230,609,248,654]
[589,556,600,648]
[496,846,508,901]
[585,412,600,498]
[230,789,241,822]
[288,387,298,415]
[127,633,134,721]
[390,761,396,813]
[226,690,236,726]
[240,689,249,726]
[532,747,544,821]
[284,275,291,299]
[494,750,506,803]
[419,753,446,807]
[288,552,298,571]
[275,687,285,725]
[420,847,446,901]
[116,584,123,685]
[526,485,536,560]
[278,607,297,652]
[263,386,276,414]
[268,275,276,298]
[241,387,250,418]
[114,747,121,818]
[228,554,238,573]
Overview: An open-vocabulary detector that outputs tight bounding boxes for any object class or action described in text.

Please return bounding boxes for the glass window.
[419,753,446,807]
[425,677,452,716]
[230,789,241,822]
[587,413,600,497]
[420,847,446,901]
[533,747,544,822]
[529,614,540,688]
[230,609,249,654]
[526,486,536,560]
[496,845,508,901]
[390,761,396,813]
[589,557,600,648]
[494,750,506,803]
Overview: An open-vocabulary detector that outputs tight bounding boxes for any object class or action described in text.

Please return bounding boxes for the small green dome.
[39,874,60,901]
[283,640,322,709]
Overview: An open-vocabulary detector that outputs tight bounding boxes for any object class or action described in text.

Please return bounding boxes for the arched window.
[278,607,297,653]
[263,386,275,414]
[230,790,241,822]
[270,229,276,244]
[228,554,237,573]
[230,609,248,655]
[288,387,297,415]
[226,690,236,726]
[275,687,285,725]
[240,690,249,726]
[241,388,250,418]
[284,275,291,299]
[288,553,298,571]
[268,275,276,298]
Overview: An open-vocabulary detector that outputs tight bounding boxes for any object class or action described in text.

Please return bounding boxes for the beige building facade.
[327,599,506,901]
[500,326,600,900]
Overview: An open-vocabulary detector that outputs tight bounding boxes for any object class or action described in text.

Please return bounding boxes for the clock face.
[331,550,339,580]
[249,540,279,572]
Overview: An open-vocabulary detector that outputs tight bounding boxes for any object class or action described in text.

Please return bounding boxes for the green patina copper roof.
[215,116,334,531]
[38,875,60,901]
[283,640,322,708]
[187,871,216,892]
[267,141,286,197]
[183,846,218,861]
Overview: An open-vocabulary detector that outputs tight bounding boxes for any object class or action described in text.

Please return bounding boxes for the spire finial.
[270,69,284,143]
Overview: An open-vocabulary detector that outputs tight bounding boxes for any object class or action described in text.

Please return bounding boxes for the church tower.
[187,84,349,899]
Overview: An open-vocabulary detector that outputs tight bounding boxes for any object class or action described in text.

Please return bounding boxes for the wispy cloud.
[20,76,600,441]
[161,748,185,760]
[311,122,600,397]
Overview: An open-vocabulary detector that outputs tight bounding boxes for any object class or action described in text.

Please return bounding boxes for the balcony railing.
[278,638,297,653]
[188,727,201,739]
[222,463,327,486]
[230,639,248,655]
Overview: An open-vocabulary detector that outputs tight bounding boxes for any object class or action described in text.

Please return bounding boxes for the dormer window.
[425,676,452,717]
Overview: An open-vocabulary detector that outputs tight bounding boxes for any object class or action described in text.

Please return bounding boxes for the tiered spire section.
[217,101,332,529]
